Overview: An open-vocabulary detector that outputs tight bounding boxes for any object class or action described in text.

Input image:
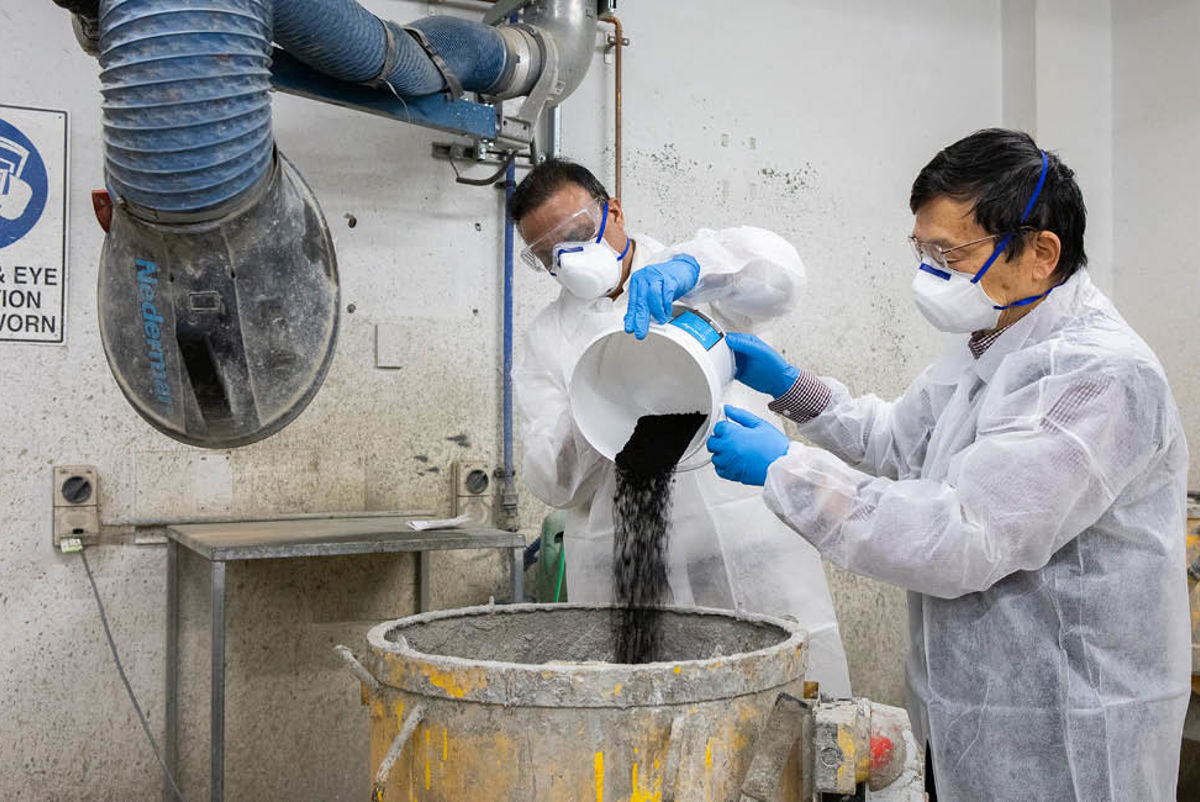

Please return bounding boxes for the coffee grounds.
[612,411,706,664]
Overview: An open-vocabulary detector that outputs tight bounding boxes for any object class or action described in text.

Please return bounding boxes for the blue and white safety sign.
[0,103,68,343]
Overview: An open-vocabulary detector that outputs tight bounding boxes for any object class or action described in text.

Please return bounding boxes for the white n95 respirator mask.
[551,239,625,299]
[911,263,1003,333]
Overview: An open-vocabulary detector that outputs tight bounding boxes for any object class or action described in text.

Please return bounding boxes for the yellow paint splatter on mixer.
[630,760,663,802]
[442,728,448,761]
[836,726,857,788]
[424,728,431,790]
[673,666,682,674]
[611,682,623,696]
[420,665,485,698]
[594,751,605,802]
[705,737,714,770]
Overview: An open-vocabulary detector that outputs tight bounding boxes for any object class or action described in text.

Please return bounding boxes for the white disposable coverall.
[516,228,852,695]
[764,269,1190,800]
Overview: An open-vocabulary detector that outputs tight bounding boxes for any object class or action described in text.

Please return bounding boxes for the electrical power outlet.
[53,465,100,549]
[452,461,493,527]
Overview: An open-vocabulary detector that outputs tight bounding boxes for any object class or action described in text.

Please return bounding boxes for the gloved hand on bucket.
[623,254,701,339]
[725,333,800,399]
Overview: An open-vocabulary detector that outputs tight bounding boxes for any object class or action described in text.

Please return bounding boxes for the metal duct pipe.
[523,0,597,103]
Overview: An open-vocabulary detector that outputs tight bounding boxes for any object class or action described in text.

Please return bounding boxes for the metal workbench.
[162,516,525,802]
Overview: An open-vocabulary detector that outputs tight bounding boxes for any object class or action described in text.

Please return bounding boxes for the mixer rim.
[362,602,810,708]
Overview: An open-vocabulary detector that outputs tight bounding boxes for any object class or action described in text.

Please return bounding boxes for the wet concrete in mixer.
[390,607,785,664]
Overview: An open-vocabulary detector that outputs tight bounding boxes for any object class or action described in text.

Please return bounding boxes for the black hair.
[508,158,610,222]
[910,128,1087,279]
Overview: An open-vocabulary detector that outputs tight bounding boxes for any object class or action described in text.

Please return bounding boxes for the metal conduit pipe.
[599,14,623,199]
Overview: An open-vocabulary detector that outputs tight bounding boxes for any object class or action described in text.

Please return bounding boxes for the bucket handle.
[371,703,427,801]
[334,644,381,695]
[674,406,722,474]
[738,692,814,802]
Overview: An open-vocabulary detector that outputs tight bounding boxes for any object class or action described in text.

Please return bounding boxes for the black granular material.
[612,411,706,664]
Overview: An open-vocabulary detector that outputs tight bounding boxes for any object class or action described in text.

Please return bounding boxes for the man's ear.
[1032,230,1062,282]
[608,197,624,227]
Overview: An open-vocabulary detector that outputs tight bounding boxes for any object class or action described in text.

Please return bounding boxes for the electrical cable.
[79,548,187,802]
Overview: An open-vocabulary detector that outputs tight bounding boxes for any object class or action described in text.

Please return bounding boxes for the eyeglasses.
[519,204,605,271]
[909,227,1037,272]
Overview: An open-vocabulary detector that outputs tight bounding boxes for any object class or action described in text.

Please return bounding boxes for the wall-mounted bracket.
[269,48,500,142]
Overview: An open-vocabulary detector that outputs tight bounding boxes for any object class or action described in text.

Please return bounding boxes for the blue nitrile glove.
[623,254,701,340]
[725,333,801,398]
[706,405,790,486]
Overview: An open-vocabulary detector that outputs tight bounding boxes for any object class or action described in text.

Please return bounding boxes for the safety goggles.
[908,227,1037,274]
[519,202,608,272]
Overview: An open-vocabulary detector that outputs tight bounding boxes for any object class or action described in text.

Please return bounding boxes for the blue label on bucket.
[669,310,721,350]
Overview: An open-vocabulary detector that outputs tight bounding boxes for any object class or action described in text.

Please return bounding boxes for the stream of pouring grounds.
[611,412,706,664]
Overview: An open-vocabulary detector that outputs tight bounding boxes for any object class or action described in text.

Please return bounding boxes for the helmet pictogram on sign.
[0,118,49,249]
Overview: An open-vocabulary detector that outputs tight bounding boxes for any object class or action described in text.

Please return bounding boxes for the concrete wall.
[1113,0,1200,491]
[2,1,1168,800]
[1001,0,1114,293]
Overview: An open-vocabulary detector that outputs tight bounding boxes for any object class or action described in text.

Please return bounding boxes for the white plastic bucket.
[568,307,735,471]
